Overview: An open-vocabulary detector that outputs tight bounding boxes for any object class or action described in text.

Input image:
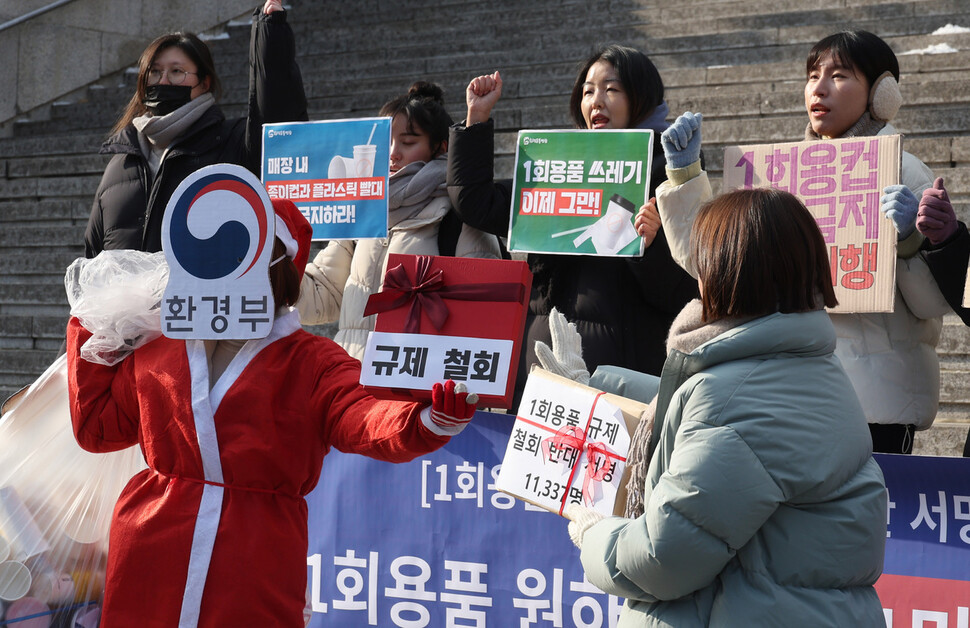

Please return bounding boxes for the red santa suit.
[67,308,452,627]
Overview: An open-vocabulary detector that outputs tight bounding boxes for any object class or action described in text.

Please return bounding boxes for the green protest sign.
[509,129,653,256]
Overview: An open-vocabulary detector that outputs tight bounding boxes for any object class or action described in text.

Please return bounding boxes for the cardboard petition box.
[496,368,649,518]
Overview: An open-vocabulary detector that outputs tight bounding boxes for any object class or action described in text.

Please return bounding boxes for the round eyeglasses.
[146,68,198,86]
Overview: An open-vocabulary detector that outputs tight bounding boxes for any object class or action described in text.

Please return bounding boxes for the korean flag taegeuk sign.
[161,164,275,340]
[262,117,391,241]
[509,129,653,257]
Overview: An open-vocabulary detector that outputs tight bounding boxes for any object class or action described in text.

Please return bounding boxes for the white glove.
[534,308,590,385]
[564,503,605,549]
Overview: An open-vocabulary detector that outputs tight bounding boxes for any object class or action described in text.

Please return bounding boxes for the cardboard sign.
[495,369,647,518]
[723,136,902,313]
[262,118,391,241]
[359,254,532,409]
[509,129,653,257]
[161,164,275,340]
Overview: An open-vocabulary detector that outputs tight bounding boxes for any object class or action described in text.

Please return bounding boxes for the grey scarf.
[623,300,754,519]
[804,110,885,141]
[387,155,449,228]
[133,93,215,177]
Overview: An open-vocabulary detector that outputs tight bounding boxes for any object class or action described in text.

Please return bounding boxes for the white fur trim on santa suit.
[176,309,302,627]
[275,214,299,261]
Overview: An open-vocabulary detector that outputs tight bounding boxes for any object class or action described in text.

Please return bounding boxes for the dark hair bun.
[408,81,445,103]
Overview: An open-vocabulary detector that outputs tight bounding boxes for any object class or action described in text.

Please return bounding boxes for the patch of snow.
[899,43,959,55]
[932,24,970,35]
[198,30,230,41]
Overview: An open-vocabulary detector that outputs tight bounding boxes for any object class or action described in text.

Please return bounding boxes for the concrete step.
[0,199,89,223]
[0,133,103,158]
[0,315,66,342]
[0,252,83,281]
[0,175,102,201]
[0,349,61,377]
[913,421,968,457]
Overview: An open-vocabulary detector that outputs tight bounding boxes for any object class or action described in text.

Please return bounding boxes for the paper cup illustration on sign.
[572,193,640,255]
[353,144,376,177]
[327,155,356,178]
[327,122,379,179]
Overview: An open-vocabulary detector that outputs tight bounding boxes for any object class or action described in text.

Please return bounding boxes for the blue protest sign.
[262,118,390,241]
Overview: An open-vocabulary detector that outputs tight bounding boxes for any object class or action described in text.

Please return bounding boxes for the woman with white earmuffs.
[648,30,951,454]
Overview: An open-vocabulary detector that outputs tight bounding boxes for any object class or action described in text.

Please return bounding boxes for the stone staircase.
[1,0,968,453]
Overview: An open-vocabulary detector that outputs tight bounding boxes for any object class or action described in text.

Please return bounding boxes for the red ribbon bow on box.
[542,425,624,514]
[363,255,525,334]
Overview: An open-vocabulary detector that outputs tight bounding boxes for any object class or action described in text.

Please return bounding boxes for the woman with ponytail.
[297,81,501,360]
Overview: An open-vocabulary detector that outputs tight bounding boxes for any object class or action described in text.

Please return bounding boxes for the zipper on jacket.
[142,146,187,249]
[138,159,151,247]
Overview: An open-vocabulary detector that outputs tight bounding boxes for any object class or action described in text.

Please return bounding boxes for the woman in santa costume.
[66,198,476,627]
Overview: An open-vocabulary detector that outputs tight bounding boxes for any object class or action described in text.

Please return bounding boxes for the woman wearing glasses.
[84,0,307,256]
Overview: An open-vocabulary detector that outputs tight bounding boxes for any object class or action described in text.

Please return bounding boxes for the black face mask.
[143,84,192,116]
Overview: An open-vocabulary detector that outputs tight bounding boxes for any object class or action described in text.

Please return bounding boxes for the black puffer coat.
[85,8,307,257]
[447,119,698,404]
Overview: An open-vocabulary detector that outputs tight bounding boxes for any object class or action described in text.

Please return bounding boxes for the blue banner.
[306,412,620,627]
[305,413,970,627]
[262,118,390,241]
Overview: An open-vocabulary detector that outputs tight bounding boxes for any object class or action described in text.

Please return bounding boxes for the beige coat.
[656,124,949,429]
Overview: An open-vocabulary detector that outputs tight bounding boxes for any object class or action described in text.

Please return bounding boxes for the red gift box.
[360,254,532,408]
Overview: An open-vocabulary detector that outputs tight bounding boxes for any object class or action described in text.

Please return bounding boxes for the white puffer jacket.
[296,156,502,360]
[656,124,950,429]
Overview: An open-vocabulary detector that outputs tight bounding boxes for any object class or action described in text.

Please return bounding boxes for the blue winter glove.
[661,112,702,170]
[880,184,919,240]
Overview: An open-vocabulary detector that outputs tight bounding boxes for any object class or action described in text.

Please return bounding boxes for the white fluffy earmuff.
[869,71,902,122]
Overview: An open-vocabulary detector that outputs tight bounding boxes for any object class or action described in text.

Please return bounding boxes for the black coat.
[920,222,970,457]
[85,9,307,257]
[447,119,698,404]
[922,222,970,326]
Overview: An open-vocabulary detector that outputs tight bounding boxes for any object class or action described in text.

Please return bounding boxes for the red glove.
[429,380,478,432]
[917,177,957,245]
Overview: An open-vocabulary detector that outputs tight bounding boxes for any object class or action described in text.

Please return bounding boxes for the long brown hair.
[269,238,301,309]
[110,32,221,136]
[690,188,838,322]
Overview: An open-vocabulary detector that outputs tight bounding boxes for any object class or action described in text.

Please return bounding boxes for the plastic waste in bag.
[64,250,169,366]
[0,355,147,626]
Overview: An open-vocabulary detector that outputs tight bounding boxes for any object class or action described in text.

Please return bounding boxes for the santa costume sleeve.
[66,317,141,453]
[308,335,452,462]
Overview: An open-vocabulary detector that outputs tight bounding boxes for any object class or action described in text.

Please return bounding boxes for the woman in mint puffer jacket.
[568,188,887,627]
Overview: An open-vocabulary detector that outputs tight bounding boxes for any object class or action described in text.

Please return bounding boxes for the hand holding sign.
[634,198,662,247]
[880,184,919,240]
[428,380,478,434]
[564,502,606,550]
[466,71,503,126]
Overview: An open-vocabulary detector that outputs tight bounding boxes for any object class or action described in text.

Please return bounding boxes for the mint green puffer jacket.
[580,309,887,627]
